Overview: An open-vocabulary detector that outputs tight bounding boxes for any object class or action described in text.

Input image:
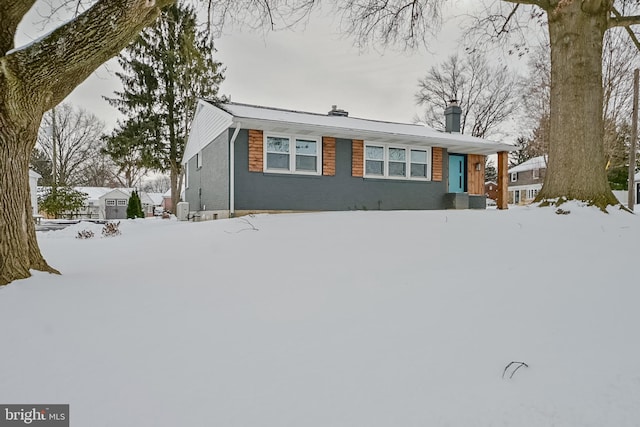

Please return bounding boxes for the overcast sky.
[15,1,525,141]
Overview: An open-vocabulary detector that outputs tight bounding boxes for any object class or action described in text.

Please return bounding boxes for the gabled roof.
[183,100,516,164]
[508,156,547,174]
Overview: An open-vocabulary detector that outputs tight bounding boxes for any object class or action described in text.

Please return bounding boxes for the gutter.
[229,122,242,217]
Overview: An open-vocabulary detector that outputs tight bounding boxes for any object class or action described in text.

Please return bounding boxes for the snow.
[2,204,640,426]
[509,155,547,173]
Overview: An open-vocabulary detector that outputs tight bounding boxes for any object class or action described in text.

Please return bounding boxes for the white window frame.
[117,199,127,206]
[196,151,202,169]
[106,200,116,206]
[185,162,189,188]
[511,172,518,182]
[363,143,432,181]
[263,134,322,176]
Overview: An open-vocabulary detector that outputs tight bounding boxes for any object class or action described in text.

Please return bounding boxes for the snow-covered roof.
[183,101,516,164]
[29,170,41,179]
[147,192,165,206]
[508,156,547,174]
[74,187,113,202]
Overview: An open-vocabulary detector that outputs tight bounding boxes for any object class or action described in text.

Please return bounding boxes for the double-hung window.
[364,143,431,180]
[265,135,321,175]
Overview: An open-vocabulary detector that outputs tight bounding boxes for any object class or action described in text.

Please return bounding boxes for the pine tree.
[104,4,226,215]
[126,191,145,219]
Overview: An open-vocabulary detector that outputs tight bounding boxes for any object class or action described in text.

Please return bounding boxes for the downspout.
[229,122,241,217]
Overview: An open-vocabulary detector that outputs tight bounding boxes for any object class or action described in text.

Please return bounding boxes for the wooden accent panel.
[467,154,485,195]
[322,137,336,176]
[432,147,443,181]
[497,151,509,210]
[352,140,364,177]
[248,129,264,172]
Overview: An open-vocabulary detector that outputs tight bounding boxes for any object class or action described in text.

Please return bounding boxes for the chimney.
[328,105,349,117]
[444,99,461,133]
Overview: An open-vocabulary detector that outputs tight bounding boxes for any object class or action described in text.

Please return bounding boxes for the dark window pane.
[411,163,427,177]
[296,155,317,171]
[267,153,290,170]
[389,162,406,177]
[366,160,383,175]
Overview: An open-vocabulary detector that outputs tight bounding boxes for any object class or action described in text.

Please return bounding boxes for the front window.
[364,143,431,180]
[365,145,384,176]
[511,172,518,182]
[410,149,428,178]
[265,135,320,174]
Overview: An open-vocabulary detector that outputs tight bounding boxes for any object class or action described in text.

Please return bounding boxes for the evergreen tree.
[127,191,145,219]
[104,3,226,214]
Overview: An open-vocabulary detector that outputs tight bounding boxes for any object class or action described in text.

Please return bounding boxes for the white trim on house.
[363,142,432,181]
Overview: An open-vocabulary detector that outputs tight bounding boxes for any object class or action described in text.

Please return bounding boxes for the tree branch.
[610,7,640,52]
[3,0,175,112]
[609,13,640,30]
[0,1,38,56]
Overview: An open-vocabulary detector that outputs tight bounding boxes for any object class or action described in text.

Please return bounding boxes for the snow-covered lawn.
[2,204,640,426]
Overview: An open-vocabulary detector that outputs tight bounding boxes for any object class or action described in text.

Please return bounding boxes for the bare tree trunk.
[536,1,618,209]
[170,164,180,214]
[0,109,59,285]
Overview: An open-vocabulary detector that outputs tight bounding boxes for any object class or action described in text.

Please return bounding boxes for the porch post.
[497,151,508,210]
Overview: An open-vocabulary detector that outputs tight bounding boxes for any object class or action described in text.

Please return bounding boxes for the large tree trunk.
[0,106,59,285]
[536,0,619,209]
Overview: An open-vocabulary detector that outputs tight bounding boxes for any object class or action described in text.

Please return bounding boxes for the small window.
[365,145,384,176]
[106,200,116,206]
[410,149,428,178]
[117,199,127,206]
[511,172,518,182]
[295,139,317,171]
[532,168,539,179]
[266,136,291,170]
[388,148,406,177]
[196,152,202,169]
[185,162,189,188]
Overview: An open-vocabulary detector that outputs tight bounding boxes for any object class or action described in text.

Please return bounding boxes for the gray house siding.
[185,130,229,211]
[233,131,448,211]
[511,169,545,186]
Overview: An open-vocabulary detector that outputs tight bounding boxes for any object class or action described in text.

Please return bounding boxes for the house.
[29,170,41,217]
[99,188,156,219]
[508,156,546,204]
[182,101,515,218]
[635,171,640,205]
[485,181,498,201]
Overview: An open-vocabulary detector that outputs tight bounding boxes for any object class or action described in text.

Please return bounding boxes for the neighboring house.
[508,156,547,205]
[29,170,41,217]
[485,181,498,201]
[75,187,113,219]
[182,101,515,218]
[99,188,155,219]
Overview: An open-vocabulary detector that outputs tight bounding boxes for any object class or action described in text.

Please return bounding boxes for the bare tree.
[415,53,520,138]
[142,175,171,193]
[37,103,107,186]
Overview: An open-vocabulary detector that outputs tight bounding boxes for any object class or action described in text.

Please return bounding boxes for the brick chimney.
[328,105,349,117]
[445,99,461,133]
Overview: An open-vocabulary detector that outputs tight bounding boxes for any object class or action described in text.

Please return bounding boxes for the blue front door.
[448,154,465,193]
